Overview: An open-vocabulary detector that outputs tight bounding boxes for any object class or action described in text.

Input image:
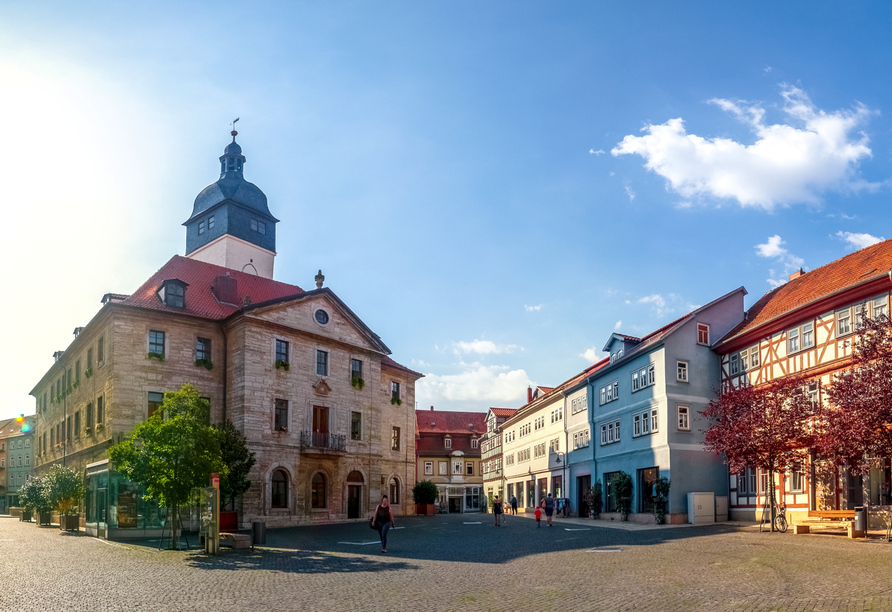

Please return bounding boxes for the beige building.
[29,133,421,536]
[415,408,486,513]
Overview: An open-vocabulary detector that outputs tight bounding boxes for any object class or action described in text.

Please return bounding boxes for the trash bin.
[854,506,865,532]
[252,520,266,546]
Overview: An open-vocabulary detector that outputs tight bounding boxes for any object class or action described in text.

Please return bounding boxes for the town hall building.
[30,131,422,537]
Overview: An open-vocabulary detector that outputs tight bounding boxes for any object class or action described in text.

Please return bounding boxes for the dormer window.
[251,219,266,235]
[445,437,452,449]
[158,280,187,308]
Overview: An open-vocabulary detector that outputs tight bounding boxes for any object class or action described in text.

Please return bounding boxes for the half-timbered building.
[714,240,892,522]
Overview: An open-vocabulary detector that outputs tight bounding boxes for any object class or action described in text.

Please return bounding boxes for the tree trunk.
[768,469,776,533]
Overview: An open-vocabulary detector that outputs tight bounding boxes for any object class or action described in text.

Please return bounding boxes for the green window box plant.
[147,351,165,362]
[275,359,290,371]
[194,358,214,371]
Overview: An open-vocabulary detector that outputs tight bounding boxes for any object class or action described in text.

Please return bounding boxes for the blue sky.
[2,2,892,419]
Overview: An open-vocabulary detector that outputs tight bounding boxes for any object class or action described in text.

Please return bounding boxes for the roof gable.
[245,288,391,355]
[415,409,487,435]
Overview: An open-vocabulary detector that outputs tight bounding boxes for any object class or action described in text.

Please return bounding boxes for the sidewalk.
[501,512,728,531]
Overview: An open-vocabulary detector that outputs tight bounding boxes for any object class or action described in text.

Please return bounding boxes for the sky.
[2,2,892,419]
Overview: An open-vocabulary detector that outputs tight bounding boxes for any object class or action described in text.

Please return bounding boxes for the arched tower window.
[271,469,288,508]
[311,473,326,508]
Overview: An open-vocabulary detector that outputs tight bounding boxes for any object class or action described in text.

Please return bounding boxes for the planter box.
[20,509,32,522]
[38,512,53,526]
[60,514,80,531]
[220,511,238,532]
[414,504,437,516]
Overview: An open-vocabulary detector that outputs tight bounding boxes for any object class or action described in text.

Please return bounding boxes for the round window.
[315,309,329,325]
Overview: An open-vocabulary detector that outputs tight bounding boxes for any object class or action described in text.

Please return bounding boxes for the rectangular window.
[471,438,479,448]
[729,353,739,375]
[807,381,819,408]
[600,425,607,445]
[788,327,800,353]
[86,402,93,429]
[67,417,72,442]
[651,409,658,432]
[837,307,852,336]
[97,396,104,423]
[873,296,888,320]
[198,220,206,235]
[98,336,105,363]
[439,461,447,475]
[424,461,433,475]
[678,405,690,431]
[274,399,288,431]
[641,410,650,434]
[802,323,814,349]
[391,426,400,451]
[148,392,164,418]
[391,381,400,402]
[208,215,215,230]
[316,350,328,376]
[74,411,81,438]
[749,345,760,368]
[196,337,211,361]
[792,468,805,493]
[631,370,639,391]
[600,381,619,405]
[697,323,709,345]
[149,330,165,356]
[76,360,81,383]
[607,422,614,443]
[87,347,93,370]
[740,348,749,371]
[351,359,362,382]
[737,469,747,495]
[275,340,289,364]
[445,438,452,449]
[633,413,641,436]
[351,411,362,440]
[453,460,462,475]
[677,361,688,382]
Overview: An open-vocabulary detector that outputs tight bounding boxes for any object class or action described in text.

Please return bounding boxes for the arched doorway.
[346,471,364,519]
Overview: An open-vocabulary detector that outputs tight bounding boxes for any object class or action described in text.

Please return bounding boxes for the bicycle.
[774,502,788,533]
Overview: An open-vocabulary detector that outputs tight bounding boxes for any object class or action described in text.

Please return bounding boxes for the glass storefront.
[85,460,166,539]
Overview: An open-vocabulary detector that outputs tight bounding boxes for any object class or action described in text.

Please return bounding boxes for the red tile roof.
[415,409,487,434]
[489,408,517,418]
[121,255,303,320]
[718,239,892,346]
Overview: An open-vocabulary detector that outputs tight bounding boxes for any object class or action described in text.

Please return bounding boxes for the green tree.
[412,479,439,505]
[45,465,86,516]
[109,384,226,549]
[212,419,256,511]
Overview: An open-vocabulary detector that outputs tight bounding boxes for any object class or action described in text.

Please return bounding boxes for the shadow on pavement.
[185,548,418,574]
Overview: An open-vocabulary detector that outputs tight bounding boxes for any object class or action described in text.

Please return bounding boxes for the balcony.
[299,431,347,455]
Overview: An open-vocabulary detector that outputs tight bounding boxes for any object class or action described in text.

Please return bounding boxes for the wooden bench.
[220,532,251,549]
[794,510,855,535]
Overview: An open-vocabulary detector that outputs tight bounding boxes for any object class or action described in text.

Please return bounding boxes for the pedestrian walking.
[534,505,542,527]
[372,495,396,553]
[510,495,518,515]
[493,495,504,526]
[543,493,555,527]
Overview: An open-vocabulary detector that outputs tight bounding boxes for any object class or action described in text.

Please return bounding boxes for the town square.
[3,3,892,611]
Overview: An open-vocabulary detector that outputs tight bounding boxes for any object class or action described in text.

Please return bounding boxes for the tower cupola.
[183,126,279,279]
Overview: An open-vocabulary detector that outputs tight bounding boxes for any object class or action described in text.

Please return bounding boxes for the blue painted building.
[568,287,746,523]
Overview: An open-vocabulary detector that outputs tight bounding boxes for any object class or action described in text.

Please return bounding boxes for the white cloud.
[638,294,668,316]
[836,231,884,250]
[452,339,522,355]
[624,184,636,201]
[589,148,605,155]
[411,358,430,368]
[764,66,773,73]
[524,304,542,312]
[614,320,622,330]
[755,235,805,287]
[580,348,600,363]
[611,85,875,209]
[416,364,529,404]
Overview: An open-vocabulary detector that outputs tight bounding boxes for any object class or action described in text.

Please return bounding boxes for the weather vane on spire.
[230,117,240,138]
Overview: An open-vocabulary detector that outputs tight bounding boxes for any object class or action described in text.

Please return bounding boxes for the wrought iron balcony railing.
[300,431,347,452]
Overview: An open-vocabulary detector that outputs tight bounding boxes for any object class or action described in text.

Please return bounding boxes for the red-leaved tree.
[703,374,815,531]
[818,313,892,476]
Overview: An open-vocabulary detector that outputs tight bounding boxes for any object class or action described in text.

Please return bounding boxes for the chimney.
[315,269,325,289]
[430,406,434,411]
[527,386,533,403]
[212,275,238,305]
[788,268,805,281]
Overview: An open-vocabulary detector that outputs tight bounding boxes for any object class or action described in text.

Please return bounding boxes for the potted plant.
[614,472,634,521]
[275,359,290,371]
[351,377,365,390]
[46,464,86,531]
[147,351,165,361]
[412,479,439,516]
[652,477,671,525]
[588,480,603,519]
[20,477,54,526]
[194,358,214,371]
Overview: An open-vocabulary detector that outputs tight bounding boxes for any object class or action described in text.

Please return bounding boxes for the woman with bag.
[371,495,396,553]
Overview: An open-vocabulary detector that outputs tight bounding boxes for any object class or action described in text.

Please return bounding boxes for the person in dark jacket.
[372,495,396,553]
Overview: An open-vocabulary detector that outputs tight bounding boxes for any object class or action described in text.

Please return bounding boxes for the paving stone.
[1,514,891,611]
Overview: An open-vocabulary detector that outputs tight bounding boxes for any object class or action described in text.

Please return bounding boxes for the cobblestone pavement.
[2,513,892,612]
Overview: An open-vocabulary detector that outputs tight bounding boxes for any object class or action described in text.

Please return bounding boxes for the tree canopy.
[212,419,256,511]
[109,384,226,515]
[818,312,892,474]
[45,464,87,516]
